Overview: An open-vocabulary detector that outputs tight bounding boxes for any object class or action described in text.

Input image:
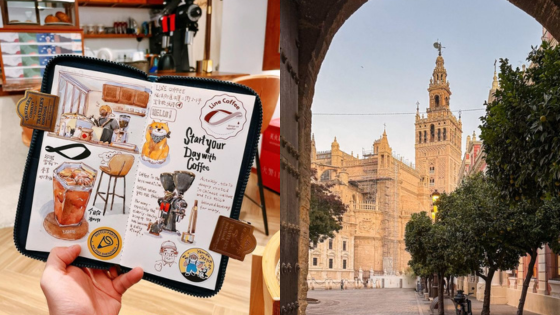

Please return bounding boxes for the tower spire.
[492,59,499,90]
[488,60,500,103]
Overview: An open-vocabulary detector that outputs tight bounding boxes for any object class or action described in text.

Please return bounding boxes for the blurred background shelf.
[77,0,163,8]
[83,33,151,39]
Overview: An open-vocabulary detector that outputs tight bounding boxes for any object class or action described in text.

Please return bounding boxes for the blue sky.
[311,0,542,165]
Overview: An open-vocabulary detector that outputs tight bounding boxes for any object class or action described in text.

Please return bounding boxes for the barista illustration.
[154,241,178,272]
[90,105,120,143]
[147,171,196,236]
[179,248,214,282]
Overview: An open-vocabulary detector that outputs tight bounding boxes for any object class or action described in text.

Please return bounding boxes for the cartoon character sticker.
[141,120,171,164]
[178,248,214,282]
[155,241,178,271]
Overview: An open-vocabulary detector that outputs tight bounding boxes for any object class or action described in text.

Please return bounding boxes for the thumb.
[45,245,81,271]
[113,267,143,296]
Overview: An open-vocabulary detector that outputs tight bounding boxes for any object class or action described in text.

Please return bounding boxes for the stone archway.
[280,1,560,314]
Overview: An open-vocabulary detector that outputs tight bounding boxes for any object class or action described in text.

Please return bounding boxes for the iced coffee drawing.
[44,162,97,240]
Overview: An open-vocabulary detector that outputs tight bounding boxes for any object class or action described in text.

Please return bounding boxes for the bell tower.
[428,49,451,111]
[415,42,462,195]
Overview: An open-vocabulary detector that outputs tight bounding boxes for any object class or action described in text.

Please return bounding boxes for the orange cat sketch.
[141,121,171,164]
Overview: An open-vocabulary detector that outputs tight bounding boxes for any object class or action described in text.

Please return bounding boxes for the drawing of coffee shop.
[50,71,150,153]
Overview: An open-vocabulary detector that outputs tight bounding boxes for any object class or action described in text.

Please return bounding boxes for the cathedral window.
[437,129,441,141]
[435,95,440,107]
[443,128,447,140]
[329,259,333,269]
[320,170,332,181]
[329,239,333,250]
[430,125,435,142]
[343,260,347,269]
[313,257,318,266]
[343,241,347,251]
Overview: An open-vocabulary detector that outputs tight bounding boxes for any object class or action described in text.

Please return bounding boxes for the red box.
[260,150,280,193]
[262,118,280,153]
[260,118,280,193]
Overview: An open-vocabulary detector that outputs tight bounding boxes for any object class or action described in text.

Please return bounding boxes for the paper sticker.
[88,227,122,260]
[178,248,214,282]
[200,94,247,140]
[209,216,257,261]
[16,90,59,132]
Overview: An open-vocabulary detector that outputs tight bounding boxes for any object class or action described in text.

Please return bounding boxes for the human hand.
[41,245,144,315]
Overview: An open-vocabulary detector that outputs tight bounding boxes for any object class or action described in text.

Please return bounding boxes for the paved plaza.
[307,288,539,315]
[307,289,422,315]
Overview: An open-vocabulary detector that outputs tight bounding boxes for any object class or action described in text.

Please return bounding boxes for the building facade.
[308,52,462,286]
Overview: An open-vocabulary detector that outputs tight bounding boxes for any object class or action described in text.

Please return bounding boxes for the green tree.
[308,169,348,246]
[480,41,560,315]
[481,41,560,203]
[505,199,560,315]
[438,174,524,315]
[405,212,455,315]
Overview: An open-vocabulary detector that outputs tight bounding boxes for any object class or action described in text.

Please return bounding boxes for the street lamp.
[431,189,440,220]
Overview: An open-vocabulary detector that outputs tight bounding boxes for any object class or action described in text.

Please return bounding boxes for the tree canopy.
[480,41,560,203]
[309,169,348,246]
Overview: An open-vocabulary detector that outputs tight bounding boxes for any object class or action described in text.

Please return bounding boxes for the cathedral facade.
[308,52,462,284]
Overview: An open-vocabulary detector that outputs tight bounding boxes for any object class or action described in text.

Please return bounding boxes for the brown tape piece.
[209,216,257,261]
[16,90,59,132]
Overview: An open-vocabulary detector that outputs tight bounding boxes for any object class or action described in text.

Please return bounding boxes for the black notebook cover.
[13,55,262,297]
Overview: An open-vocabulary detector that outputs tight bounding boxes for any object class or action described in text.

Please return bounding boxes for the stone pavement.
[417,293,539,315]
[307,288,422,315]
[307,288,540,315]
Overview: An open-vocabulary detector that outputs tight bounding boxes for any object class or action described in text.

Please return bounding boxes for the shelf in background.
[83,33,151,39]
[78,0,163,8]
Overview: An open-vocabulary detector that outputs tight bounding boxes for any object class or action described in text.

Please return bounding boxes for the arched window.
[320,170,332,181]
[437,129,441,141]
[443,128,447,140]
[424,131,427,143]
[430,125,435,142]
[418,131,422,143]
[435,95,440,107]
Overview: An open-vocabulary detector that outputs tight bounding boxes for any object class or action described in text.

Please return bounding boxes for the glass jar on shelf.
[0,0,79,28]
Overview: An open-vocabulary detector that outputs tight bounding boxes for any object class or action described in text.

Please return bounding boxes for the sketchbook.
[13,56,262,297]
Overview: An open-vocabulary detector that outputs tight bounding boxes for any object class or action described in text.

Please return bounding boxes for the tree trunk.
[451,276,455,298]
[438,272,445,315]
[428,276,432,296]
[482,268,496,315]
[517,249,538,315]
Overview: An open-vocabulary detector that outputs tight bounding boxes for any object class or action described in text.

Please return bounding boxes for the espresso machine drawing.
[148,171,195,236]
[112,115,131,143]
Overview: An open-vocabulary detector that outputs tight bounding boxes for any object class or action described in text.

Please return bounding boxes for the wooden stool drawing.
[93,154,134,215]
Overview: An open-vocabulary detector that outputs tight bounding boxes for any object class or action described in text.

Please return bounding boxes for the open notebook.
[13,56,262,297]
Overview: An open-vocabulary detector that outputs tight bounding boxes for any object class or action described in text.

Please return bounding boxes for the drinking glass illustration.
[53,162,97,226]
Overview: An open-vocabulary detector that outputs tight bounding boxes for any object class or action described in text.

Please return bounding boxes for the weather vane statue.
[433,40,445,56]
